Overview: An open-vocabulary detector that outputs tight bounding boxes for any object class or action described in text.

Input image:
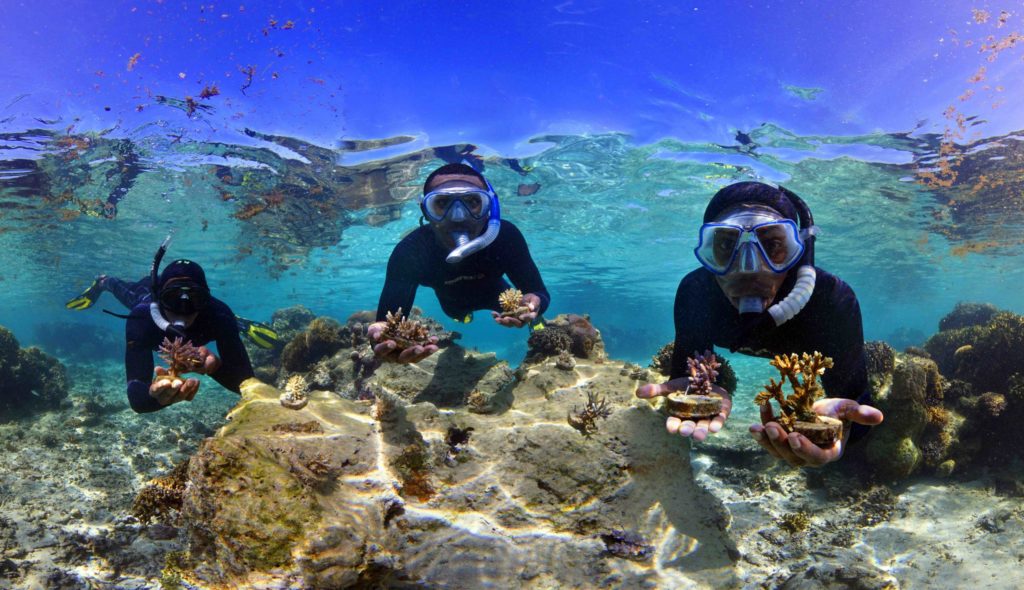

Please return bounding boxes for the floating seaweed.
[157,337,205,380]
[754,351,841,447]
[665,350,723,421]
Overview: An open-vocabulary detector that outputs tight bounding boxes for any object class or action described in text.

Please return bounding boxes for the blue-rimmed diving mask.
[694,211,805,275]
[421,185,494,223]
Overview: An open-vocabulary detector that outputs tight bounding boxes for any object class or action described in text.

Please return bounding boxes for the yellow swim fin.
[65,278,104,310]
[236,316,281,349]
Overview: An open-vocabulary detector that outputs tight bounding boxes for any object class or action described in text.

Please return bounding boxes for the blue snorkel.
[445,179,501,264]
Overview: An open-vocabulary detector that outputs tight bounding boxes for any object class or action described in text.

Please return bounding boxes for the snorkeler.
[67,271,280,350]
[83,237,257,412]
[368,163,550,364]
[635,181,883,467]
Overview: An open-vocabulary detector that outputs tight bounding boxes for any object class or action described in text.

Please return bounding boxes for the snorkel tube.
[445,179,501,264]
[147,232,187,336]
[763,187,818,327]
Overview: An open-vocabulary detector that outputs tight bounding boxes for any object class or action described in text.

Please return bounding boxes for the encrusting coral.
[280,374,310,410]
[754,351,841,446]
[158,337,206,379]
[381,308,431,351]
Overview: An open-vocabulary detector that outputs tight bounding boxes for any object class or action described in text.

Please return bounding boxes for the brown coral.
[498,288,529,317]
[568,390,613,436]
[158,337,205,379]
[754,352,840,445]
[381,308,431,351]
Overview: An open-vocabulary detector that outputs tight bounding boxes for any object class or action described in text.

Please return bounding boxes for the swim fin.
[236,316,281,349]
[65,278,105,310]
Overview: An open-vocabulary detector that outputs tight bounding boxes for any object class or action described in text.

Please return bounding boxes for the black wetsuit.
[121,283,254,413]
[670,266,870,441]
[376,220,550,321]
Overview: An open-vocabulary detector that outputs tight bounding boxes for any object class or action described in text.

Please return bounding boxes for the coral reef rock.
[172,350,739,588]
[527,313,607,362]
[0,325,69,416]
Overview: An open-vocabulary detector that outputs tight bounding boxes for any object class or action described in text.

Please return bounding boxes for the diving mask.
[694,211,805,275]
[157,279,210,315]
[421,186,493,223]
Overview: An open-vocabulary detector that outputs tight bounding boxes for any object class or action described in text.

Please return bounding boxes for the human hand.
[635,378,732,442]
[368,321,439,364]
[750,398,884,467]
[149,366,200,406]
[191,346,221,375]
[491,293,541,328]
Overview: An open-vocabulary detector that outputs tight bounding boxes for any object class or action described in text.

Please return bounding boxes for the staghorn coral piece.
[568,390,613,436]
[498,288,530,317]
[665,350,723,420]
[158,337,206,379]
[279,374,310,410]
[754,351,841,446]
[381,308,431,351]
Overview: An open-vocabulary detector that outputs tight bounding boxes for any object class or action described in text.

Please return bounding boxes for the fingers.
[154,366,169,377]
[786,432,841,467]
[634,377,690,399]
[397,344,438,364]
[665,416,722,441]
[203,352,221,374]
[846,403,884,425]
[752,421,807,466]
[182,378,200,401]
[373,340,398,358]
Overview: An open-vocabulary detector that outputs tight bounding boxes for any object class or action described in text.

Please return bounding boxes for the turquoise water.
[3,2,1024,588]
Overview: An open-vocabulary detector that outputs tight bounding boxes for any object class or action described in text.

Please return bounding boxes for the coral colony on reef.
[665,350,724,421]
[754,351,842,446]
[279,374,310,410]
[497,288,529,318]
[157,337,205,379]
[568,390,613,436]
[381,308,431,351]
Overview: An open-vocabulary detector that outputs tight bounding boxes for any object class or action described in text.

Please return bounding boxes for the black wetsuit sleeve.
[125,315,161,413]
[500,223,551,315]
[818,282,872,444]
[208,310,254,393]
[669,276,716,381]
[376,242,422,322]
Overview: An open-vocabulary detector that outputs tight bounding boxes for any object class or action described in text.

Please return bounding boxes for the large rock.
[0,325,69,417]
[171,347,739,588]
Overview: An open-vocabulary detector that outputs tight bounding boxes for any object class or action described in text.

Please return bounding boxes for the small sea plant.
[754,351,841,446]
[664,350,724,420]
[381,308,431,351]
[157,337,205,379]
[497,288,529,318]
[568,390,613,436]
[279,374,310,410]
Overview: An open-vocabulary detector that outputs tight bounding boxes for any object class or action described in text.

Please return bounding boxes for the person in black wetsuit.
[102,238,254,413]
[636,182,883,467]
[369,163,550,364]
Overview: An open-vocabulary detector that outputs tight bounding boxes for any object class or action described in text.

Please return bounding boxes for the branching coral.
[685,350,721,396]
[754,352,834,432]
[498,288,527,315]
[568,390,613,436]
[279,374,310,410]
[381,308,431,350]
[158,337,205,379]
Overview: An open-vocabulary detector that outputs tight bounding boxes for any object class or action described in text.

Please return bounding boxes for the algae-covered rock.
[172,348,739,588]
[925,307,1024,393]
[0,326,69,417]
[863,355,936,480]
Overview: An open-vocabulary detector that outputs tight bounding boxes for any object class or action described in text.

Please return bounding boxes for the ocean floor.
[1,358,1022,589]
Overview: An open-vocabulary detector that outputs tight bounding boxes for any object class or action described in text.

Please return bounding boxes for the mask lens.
[754,222,802,271]
[423,190,490,221]
[426,195,451,220]
[159,284,209,314]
